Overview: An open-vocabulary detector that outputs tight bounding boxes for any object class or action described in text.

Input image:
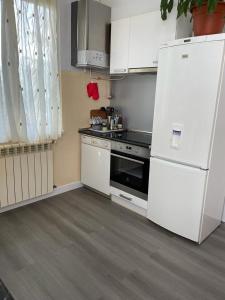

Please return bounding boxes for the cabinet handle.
[119,194,132,201]
[113,68,127,73]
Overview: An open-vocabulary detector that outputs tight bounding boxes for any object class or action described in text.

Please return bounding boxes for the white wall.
[54,0,110,186]
[108,0,161,20]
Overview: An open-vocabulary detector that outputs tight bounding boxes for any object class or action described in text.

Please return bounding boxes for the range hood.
[128,67,157,74]
[71,0,111,69]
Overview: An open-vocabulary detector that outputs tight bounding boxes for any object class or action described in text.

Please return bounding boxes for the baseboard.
[0,181,83,214]
[52,181,83,196]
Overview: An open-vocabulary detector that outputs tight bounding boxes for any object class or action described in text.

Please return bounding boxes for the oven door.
[110,150,149,200]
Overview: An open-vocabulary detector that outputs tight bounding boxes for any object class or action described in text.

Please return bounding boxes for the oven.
[110,142,150,200]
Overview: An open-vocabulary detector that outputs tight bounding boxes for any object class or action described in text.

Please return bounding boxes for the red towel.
[86,82,99,100]
[87,82,94,98]
[92,83,99,100]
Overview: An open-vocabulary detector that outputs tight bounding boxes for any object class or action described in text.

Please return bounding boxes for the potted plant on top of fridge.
[160,0,225,36]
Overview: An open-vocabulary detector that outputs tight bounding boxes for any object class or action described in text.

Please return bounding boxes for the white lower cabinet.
[81,135,110,195]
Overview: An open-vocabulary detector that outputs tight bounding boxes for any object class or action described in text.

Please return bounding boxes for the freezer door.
[147,158,207,242]
[151,40,224,169]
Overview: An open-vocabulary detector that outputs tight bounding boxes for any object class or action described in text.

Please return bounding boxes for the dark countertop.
[79,128,152,149]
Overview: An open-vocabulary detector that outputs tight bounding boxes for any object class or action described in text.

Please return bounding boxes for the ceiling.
[101,0,161,11]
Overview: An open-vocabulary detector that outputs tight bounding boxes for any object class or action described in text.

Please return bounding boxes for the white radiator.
[0,142,53,208]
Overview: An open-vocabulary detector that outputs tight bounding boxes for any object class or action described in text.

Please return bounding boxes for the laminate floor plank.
[0,187,224,300]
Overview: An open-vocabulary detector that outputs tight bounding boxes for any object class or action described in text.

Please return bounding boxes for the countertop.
[79,128,152,149]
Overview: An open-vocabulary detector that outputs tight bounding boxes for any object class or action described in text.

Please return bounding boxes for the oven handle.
[111,153,144,165]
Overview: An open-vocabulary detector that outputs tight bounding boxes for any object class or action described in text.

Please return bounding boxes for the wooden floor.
[0,188,225,300]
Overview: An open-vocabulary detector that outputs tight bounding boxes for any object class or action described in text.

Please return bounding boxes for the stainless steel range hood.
[128,67,158,74]
[71,0,111,69]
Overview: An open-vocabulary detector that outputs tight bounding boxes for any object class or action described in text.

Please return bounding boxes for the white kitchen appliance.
[81,135,110,195]
[147,34,225,243]
[110,141,150,216]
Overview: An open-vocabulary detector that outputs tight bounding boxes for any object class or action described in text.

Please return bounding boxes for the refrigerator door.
[151,40,224,169]
[147,158,207,242]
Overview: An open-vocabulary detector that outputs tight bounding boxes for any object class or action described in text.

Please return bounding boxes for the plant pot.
[192,2,225,36]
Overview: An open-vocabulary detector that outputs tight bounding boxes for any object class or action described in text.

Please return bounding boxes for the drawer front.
[91,137,111,150]
[81,135,92,145]
[110,186,147,209]
[81,135,111,150]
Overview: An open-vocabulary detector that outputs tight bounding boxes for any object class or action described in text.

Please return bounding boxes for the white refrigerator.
[147,34,225,243]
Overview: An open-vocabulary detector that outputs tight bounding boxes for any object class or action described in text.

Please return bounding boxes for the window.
[0,0,62,144]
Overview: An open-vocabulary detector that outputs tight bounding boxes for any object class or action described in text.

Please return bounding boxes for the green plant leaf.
[196,0,204,6]
[208,0,218,13]
[161,0,222,20]
[160,0,169,20]
[183,0,190,16]
[168,0,174,12]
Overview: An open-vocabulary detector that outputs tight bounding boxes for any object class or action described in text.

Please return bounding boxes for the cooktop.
[109,131,151,146]
[79,128,152,148]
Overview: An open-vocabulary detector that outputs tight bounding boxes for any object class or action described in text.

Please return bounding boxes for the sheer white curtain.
[0,0,27,143]
[0,0,62,144]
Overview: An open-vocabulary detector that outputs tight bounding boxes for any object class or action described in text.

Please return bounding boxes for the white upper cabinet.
[110,9,192,74]
[129,10,176,69]
[110,18,130,74]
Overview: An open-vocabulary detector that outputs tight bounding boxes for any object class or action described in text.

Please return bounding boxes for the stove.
[108,131,152,148]
[110,133,151,200]
[79,128,151,203]
[79,128,152,148]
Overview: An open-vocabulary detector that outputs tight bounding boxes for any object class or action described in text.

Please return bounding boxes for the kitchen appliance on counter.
[148,34,225,243]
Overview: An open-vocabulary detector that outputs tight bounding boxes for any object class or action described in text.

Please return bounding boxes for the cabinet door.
[129,10,176,69]
[81,143,110,195]
[110,18,130,74]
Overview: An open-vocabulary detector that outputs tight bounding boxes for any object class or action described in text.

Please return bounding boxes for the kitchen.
[76,0,225,243]
[1,0,225,299]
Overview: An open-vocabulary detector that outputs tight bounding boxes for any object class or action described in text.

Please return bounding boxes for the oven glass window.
[110,153,149,194]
